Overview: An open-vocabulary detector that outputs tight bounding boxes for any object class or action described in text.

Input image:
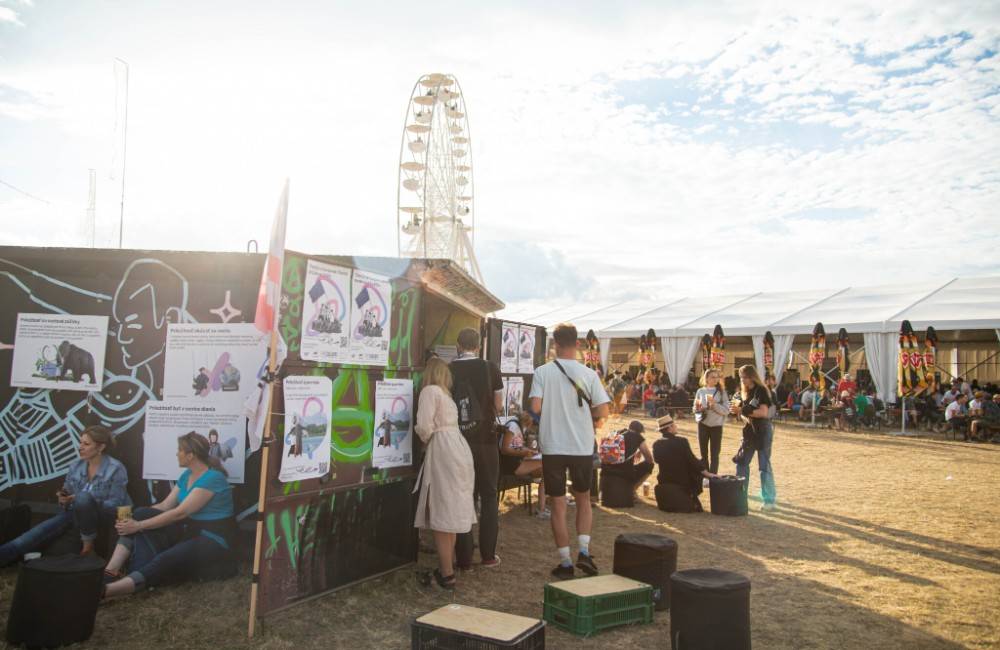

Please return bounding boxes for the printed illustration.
[280,375,332,482]
[500,322,518,373]
[517,325,536,375]
[300,260,352,364]
[143,399,246,483]
[372,379,413,468]
[348,270,392,366]
[10,313,109,392]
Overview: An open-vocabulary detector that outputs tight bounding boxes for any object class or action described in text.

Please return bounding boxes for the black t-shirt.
[601,429,645,476]
[741,384,772,420]
[450,356,503,443]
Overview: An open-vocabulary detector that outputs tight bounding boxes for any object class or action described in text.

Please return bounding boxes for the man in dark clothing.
[450,327,504,569]
[600,420,653,495]
[651,415,715,512]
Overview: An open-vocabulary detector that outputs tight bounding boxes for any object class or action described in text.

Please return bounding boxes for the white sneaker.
[703,478,710,488]
[536,509,551,520]
[760,502,777,512]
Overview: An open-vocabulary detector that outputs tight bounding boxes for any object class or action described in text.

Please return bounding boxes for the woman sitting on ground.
[651,415,716,512]
[0,425,130,565]
[103,431,236,597]
[499,410,548,518]
[413,357,476,590]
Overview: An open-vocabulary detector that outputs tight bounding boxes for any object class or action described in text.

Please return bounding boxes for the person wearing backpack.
[528,323,610,580]
[449,327,504,570]
[693,368,730,475]
[599,420,653,498]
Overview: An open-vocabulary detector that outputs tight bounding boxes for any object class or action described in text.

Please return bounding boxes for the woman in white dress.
[413,357,476,589]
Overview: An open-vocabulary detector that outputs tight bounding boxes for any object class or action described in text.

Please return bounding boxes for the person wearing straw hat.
[651,414,716,512]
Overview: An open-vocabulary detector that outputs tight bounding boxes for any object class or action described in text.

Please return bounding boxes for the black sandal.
[433,569,456,590]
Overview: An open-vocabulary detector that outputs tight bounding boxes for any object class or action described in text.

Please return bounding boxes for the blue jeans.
[0,492,113,565]
[119,507,232,589]
[736,420,776,505]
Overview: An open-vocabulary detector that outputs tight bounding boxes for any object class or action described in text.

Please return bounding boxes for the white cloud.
[0,6,22,25]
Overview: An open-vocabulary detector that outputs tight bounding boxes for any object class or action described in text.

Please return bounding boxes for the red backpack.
[599,429,633,465]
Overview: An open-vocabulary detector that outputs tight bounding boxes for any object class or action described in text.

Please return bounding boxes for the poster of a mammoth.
[10,313,109,392]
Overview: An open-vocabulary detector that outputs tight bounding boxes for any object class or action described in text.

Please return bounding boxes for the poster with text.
[500,322,519,373]
[143,400,246,483]
[372,378,413,469]
[11,313,109,392]
[163,323,267,404]
[349,270,392,366]
[517,325,536,374]
[300,260,352,364]
[504,376,525,416]
[280,375,332,482]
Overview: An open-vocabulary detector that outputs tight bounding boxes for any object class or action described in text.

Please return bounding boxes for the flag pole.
[248,327,279,638]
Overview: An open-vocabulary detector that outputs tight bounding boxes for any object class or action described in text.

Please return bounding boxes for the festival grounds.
[2,416,998,649]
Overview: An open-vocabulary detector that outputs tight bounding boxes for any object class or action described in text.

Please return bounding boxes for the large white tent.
[497,276,1000,401]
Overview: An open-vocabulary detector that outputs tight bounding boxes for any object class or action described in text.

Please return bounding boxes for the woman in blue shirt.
[0,425,130,565]
[103,431,236,597]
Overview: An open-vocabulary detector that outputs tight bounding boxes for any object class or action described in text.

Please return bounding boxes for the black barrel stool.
[600,472,635,507]
[709,475,748,516]
[613,533,677,611]
[6,554,105,648]
[655,483,700,513]
[670,568,751,649]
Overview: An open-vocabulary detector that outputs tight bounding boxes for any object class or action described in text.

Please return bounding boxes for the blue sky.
[1,1,998,306]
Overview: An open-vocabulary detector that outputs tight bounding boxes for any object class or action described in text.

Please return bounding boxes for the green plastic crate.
[543,577,653,637]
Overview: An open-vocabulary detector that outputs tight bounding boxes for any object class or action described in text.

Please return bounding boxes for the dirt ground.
[2,415,999,649]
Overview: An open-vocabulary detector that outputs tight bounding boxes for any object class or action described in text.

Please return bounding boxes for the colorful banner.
[700,333,712,370]
[710,325,725,369]
[922,327,938,394]
[583,329,602,374]
[300,260,352,364]
[836,327,850,377]
[143,399,247,483]
[763,331,775,380]
[808,322,827,392]
[500,322,519,373]
[517,325,536,375]
[349,270,392,366]
[11,313,109,392]
[898,319,924,397]
[279,376,332,483]
[372,378,413,468]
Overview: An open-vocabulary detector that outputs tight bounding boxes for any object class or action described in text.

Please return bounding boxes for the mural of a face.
[111,260,189,370]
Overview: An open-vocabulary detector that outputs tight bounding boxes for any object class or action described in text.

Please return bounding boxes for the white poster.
[163,323,267,403]
[372,378,413,469]
[500,322,519,374]
[517,325,536,375]
[503,376,525,416]
[300,260,352,364]
[11,313,108,392]
[280,375,332,482]
[143,400,246,483]
[348,270,392,366]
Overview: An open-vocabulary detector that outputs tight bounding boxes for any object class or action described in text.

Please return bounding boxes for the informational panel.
[505,376,525,416]
[517,325,536,374]
[299,260,352,364]
[372,378,413,469]
[500,321,519,373]
[163,323,267,404]
[143,399,247,483]
[349,270,392,366]
[10,313,108,391]
[280,376,333,482]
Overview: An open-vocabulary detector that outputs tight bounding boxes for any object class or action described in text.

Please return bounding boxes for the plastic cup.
[642,482,650,497]
[117,505,133,522]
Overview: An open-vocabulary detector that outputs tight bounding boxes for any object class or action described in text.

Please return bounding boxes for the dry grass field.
[3,415,999,649]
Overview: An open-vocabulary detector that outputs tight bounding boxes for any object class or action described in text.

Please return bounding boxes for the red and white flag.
[246,180,289,452]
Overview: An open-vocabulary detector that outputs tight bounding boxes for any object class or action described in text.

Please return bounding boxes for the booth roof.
[493,275,1000,337]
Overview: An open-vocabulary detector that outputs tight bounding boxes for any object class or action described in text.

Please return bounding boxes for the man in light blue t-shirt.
[529,323,610,579]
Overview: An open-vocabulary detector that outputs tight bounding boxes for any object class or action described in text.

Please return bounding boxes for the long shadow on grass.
[784,426,1000,455]
[606,505,968,649]
[768,504,1000,574]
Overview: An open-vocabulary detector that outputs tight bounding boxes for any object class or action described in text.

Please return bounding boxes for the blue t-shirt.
[178,469,233,521]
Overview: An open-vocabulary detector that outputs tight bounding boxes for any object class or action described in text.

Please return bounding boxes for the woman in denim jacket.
[0,425,130,564]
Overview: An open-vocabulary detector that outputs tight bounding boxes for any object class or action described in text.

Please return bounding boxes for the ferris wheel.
[396,73,483,283]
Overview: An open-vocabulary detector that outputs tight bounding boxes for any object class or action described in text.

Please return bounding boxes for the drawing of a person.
[192,367,210,395]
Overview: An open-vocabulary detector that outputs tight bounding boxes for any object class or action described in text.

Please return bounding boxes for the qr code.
[403,453,410,463]
[380,341,388,351]
[318,463,328,474]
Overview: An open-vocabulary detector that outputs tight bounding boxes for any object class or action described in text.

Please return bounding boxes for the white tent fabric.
[751,334,795,384]
[495,275,1000,337]
[599,337,611,372]
[863,332,898,402]
[661,336,701,387]
[772,334,795,385]
[752,335,765,380]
